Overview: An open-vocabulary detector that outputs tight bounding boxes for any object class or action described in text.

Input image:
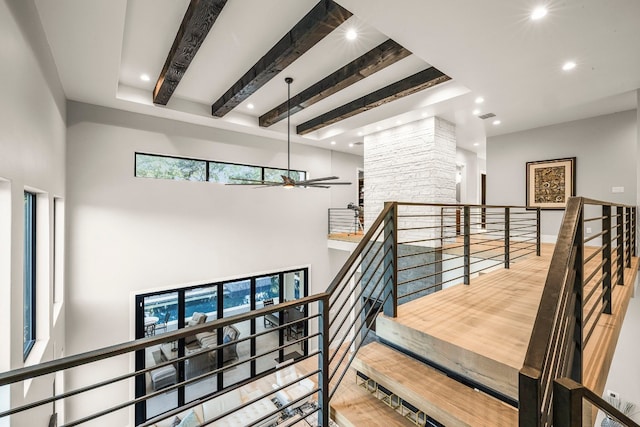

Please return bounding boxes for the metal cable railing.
[2,200,546,426]
[519,197,637,427]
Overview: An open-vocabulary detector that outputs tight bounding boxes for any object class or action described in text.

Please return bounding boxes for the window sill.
[53,301,64,327]
[23,338,49,397]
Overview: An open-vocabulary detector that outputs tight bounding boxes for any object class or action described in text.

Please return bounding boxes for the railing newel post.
[625,206,632,268]
[536,207,541,256]
[553,378,583,427]
[602,205,612,315]
[504,207,510,269]
[616,206,624,286]
[382,202,397,317]
[633,206,637,257]
[463,206,471,285]
[318,297,330,427]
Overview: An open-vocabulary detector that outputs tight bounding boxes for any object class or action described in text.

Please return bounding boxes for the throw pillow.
[177,410,201,427]
[223,334,232,344]
[170,416,181,427]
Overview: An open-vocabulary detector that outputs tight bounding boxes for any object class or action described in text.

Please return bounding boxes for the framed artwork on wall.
[526,157,576,209]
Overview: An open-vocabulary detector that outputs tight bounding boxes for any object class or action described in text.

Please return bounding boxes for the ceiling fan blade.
[296,176,341,184]
[305,181,352,185]
[299,184,330,189]
[226,178,281,185]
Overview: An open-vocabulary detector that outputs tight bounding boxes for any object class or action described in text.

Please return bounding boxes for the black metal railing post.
[625,207,632,268]
[504,207,510,269]
[570,206,584,383]
[382,202,397,317]
[553,378,583,427]
[633,207,637,257]
[327,209,331,234]
[463,206,470,285]
[318,297,330,427]
[602,205,612,315]
[617,206,624,285]
[536,207,541,256]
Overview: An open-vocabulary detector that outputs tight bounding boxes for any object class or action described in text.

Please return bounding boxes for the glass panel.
[135,153,206,181]
[209,162,261,184]
[264,168,306,182]
[283,271,306,360]
[255,274,280,374]
[23,191,36,358]
[143,292,178,419]
[184,286,218,403]
[222,280,251,387]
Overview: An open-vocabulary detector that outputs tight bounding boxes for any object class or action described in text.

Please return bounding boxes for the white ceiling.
[34,0,640,158]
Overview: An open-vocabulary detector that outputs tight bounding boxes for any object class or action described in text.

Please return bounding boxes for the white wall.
[65,102,362,425]
[0,0,66,425]
[598,281,640,425]
[329,150,362,209]
[456,147,480,204]
[487,110,637,241]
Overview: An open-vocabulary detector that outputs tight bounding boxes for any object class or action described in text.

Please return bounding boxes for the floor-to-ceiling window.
[134,267,309,423]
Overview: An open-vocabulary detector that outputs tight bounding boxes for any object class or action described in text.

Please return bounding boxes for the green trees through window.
[135,154,206,181]
[135,153,306,184]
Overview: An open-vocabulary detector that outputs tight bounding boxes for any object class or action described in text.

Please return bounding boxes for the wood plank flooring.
[377,245,554,399]
[377,244,638,402]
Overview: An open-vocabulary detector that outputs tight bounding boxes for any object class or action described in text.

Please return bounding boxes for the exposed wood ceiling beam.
[153,0,228,106]
[296,67,451,135]
[211,0,352,117]
[259,39,411,128]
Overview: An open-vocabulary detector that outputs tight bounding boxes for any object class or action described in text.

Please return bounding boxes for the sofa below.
[151,387,279,427]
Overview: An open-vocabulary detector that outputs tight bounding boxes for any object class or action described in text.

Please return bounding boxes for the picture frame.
[526,157,576,209]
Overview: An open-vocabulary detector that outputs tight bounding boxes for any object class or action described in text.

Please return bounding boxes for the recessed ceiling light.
[395,120,402,125]
[376,126,382,131]
[562,61,576,71]
[421,112,428,118]
[531,6,548,20]
[140,74,150,82]
[331,141,336,145]
[473,142,480,146]
[493,120,501,125]
[346,29,357,40]
[472,109,481,115]
[247,103,254,110]
[475,97,484,104]
[348,143,354,148]
[357,131,363,136]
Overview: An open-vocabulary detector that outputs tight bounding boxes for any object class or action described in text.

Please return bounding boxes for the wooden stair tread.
[329,367,415,427]
[352,342,518,427]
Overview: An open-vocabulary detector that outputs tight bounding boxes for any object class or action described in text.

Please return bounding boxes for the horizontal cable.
[583,260,607,287]
[398,277,464,300]
[583,308,605,348]
[583,245,605,264]
[584,229,607,244]
[583,275,605,307]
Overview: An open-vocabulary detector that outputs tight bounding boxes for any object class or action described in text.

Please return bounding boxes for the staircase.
[2,200,638,427]
[327,250,547,426]
[326,234,638,427]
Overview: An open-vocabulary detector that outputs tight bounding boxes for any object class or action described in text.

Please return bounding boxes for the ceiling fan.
[227,77,351,189]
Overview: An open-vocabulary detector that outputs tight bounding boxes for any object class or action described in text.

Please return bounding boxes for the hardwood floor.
[377,245,554,399]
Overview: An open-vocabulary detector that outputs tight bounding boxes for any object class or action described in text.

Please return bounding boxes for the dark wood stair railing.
[520,197,637,427]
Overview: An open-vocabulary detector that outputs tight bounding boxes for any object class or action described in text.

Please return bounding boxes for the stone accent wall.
[363,116,457,228]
